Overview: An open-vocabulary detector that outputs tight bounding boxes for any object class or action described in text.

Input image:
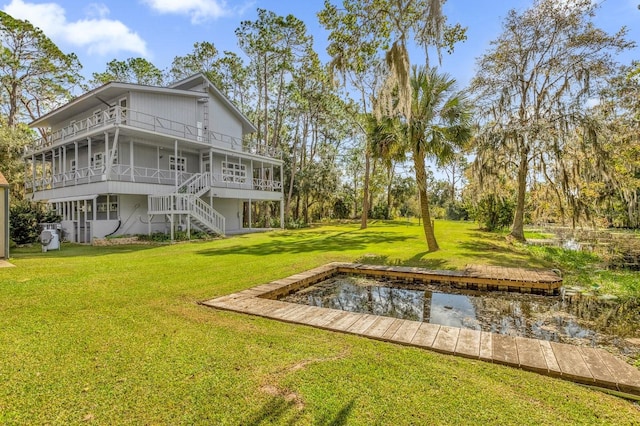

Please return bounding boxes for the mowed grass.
[1,220,639,424]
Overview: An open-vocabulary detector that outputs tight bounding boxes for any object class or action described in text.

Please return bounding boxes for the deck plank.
[381,319,404,340]
[362,316,397,339]
[325,311,365,331]
[579,347,618,389]
[492,334,519,366]
[539,340,562,376]
[346,314,378,334]
[479,331,493,361]
[515,337,548,373]
[432,326,460,354]
[410,323,440,348]
[595,350,640,394]
[392,320,422,344]
[454,328,481,359]
[550,342,594,384]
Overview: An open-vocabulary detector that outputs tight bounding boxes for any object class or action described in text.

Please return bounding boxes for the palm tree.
[408,66,473,252]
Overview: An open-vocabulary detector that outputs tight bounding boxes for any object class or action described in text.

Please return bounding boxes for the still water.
[282,274,640,359]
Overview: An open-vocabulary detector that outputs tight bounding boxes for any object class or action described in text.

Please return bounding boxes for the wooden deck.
[201,262,640,398]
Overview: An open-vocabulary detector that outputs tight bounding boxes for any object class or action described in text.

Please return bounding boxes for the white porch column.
[62,146,67,186]
[41,153,45,187]
[31,154,36,187]
[280,199,284,229]
[174,140,178,188]
[87,138,92,170]
[248,198,252,230]
[130,139,134,182]
[156,146,161,183]
[104,132,109,177]
[51,149,55,181]
[74,141,78,184]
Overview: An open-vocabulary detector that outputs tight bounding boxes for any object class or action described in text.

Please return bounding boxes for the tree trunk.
[361,148,370,229]
[386,162,394,213]
[413,147,439,252]
[510,147,528,242]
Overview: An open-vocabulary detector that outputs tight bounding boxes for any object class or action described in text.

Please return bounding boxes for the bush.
[9,201,61,245]
[445,202,470,221]
[332,199,350,219]
[370,203,391,220]
[471,194,514,231]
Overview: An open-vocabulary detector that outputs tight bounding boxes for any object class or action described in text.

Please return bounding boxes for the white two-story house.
[24,74,284,242]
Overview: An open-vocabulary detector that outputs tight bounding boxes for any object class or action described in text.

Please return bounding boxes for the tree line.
[1,0,638,251]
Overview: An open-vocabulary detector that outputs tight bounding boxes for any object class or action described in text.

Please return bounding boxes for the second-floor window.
[170,155,186,172]
[92,153,104,169]
[222,161,246,183]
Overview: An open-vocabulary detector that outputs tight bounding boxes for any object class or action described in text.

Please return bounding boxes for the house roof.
[0,172,8,187]
[30,74,257,134]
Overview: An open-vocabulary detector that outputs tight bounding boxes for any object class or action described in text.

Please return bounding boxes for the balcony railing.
[26,165,282,193]
[27,106,282,159]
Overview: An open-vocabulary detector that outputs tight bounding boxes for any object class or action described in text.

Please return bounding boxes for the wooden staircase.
[148,172,225,235]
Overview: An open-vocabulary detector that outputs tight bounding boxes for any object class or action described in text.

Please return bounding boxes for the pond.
[282,274,640,361]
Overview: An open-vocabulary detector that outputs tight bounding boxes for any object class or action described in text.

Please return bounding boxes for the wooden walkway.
[201,262,640,398]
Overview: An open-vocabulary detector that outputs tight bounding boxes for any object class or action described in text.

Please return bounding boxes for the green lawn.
[1,220,639,424]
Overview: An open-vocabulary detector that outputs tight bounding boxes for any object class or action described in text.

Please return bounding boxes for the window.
[92,153,104,169]
[70,159,76,172]
[170,155,186,172]
[222,161,246,183]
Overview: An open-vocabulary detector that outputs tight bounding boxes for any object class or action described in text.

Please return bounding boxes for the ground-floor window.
[96,195,118,220]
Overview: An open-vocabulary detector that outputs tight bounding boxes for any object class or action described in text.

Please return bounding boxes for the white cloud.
[142,0,232,23]
[84,3,110,19]
[2,0,148,57]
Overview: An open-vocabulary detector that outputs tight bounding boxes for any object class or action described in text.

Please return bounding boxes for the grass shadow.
[10,242,161,260]
[196,231,411,257]
[244,396,355,426]
[354,252,450,270]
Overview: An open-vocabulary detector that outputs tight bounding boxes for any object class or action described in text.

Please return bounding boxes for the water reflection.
[282,275,640,358]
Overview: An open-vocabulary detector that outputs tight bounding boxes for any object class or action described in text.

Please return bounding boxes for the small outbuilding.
[0,172,9,260]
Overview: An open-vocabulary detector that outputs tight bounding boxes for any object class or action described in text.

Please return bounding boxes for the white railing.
[192,196,225,233]
[252,178,283,191]
[147,193,224,235]
[177,172,212,197]
[27,106,282,159]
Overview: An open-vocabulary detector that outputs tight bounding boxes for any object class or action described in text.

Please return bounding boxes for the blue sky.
[2,0,639,88]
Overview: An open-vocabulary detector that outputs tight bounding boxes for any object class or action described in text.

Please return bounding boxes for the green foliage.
[370,203,390,220]
[90,57,164,87]
[471,0,634,238]
[332,198,351,219]
[9,200,60,245]
[0,11,82,126]
[0,117,33,199]
[445,202,469,221]
[471,194,515,231]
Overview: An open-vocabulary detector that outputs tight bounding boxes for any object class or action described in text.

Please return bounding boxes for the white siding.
[209,98,242,140]
[130,92,197,126]
[213,198,242,232]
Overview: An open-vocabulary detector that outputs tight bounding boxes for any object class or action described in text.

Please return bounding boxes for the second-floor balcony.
[25,164,283,194]
[26,106,281,159]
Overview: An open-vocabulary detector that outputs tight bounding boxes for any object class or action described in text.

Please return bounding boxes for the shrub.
[332,199,350,219]
[471,194,514,231]
[9,201,61,245]
[370,203,391,220]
